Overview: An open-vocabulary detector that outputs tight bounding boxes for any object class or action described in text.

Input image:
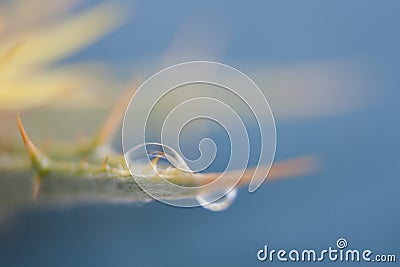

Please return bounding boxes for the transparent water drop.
[196,188,238,212]
[125,143,192,178]
[125,142,238,211]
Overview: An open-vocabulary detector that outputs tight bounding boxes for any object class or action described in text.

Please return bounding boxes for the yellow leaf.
[0,2,125,72]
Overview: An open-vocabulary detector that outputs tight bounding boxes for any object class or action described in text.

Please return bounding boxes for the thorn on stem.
[17,113,50,174]
[102,156,109,172]
[90,79,141,153]
[32,175,42,202]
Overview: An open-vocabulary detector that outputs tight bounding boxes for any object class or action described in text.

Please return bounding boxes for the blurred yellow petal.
[0,64,110,110]
[250,59,372,120]
[0,85,73,110]
[0,2,125,72]
[0,43,23,67]
[0,1,127,111]
[6,0,79,31]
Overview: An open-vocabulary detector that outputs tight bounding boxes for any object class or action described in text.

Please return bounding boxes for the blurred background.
[0,0,399,266]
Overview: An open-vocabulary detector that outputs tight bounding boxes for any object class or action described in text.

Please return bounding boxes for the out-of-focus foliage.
[0,0,125,111]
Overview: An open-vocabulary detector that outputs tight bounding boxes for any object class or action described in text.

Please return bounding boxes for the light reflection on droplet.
[124,143,191,177]
[125,142,239,211]
[196,188,237,211]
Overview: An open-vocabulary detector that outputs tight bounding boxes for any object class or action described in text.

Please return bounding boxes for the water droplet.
[125,143,238,211]
[125,143,191,177]
[196,188,237,211]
